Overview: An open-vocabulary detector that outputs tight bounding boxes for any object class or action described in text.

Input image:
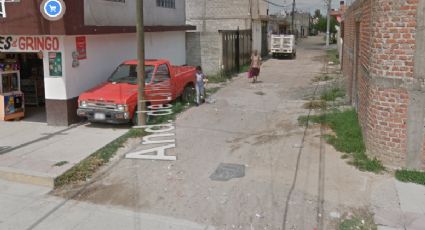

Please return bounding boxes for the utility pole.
[326,0,332,47]
[291,0,295,34]
[136,0,146,126]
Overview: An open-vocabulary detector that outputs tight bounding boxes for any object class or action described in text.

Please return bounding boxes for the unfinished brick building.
[342,0,425,170]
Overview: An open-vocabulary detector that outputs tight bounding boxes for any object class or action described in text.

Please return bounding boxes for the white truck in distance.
[270,34,296,59]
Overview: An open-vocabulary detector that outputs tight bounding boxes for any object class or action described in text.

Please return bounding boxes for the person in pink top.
[249,50,262,83]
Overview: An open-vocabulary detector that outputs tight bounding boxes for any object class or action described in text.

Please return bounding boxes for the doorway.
[0,52,46,122]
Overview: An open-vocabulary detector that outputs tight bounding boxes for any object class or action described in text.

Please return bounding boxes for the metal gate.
[261,21,268,57]
[221,29,252,74]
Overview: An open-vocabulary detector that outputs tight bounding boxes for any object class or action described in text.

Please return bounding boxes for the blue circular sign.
[44,0,62,17]
[40,0,66,21]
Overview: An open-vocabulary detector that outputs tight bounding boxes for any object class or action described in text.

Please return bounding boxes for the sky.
[268,0,346,15]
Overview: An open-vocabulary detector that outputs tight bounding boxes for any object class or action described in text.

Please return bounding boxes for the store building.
[0,0,194,126]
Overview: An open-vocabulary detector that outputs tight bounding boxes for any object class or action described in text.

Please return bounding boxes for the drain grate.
[210,163,245,181]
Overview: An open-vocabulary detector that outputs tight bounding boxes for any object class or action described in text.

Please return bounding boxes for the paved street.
[1,36,424,230]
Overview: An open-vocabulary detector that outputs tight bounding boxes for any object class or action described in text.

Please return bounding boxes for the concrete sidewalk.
[0,121,128,187]
[0,179,214,230]
[372,178,425,230]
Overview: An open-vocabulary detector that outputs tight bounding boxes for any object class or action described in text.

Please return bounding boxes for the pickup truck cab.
[77,59,196,124]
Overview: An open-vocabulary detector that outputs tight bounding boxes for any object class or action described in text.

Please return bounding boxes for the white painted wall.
[145,32,186,65]
[42,37,67,100]
[84,0,186,26]
[61,32,186,99]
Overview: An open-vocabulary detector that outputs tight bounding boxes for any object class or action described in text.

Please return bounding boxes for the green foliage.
[208,74,228,83]
[327,49,340,64]
[54,128,145,187]
[148,101,187,125]
[312,75,333,82]
[53,161,69,167]
[298,109,385,173]
[315,16,339,34]
[320,88,345,101]
[339,215,377,230]
[314,9,322,18]
[396,170,425,186]
[240,64,250,73]
[206,87,220,96]
[303,100,327,110]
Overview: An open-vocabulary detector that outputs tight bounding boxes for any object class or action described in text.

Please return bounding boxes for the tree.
[314,14,338,34]
[314,9,322,18]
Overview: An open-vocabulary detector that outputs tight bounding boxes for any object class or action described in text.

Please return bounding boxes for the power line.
[261,0,292,8]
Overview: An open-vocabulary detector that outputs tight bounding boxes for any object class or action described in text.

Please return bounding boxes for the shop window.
[156,0,175,9]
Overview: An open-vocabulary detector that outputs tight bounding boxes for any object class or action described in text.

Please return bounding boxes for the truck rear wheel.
[182,85,195,103]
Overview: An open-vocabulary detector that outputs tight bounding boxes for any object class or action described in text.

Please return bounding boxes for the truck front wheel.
[182,85,195,103]
[132,109,150,126]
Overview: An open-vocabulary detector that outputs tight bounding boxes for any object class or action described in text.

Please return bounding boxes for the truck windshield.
[108,64,154,84]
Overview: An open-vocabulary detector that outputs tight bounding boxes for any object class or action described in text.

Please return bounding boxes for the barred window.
[156,0,175,9]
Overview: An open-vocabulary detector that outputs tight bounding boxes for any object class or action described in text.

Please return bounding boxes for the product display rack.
[0,70,25,121]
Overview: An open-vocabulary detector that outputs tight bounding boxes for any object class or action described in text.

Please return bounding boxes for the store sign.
[75,36,87,60]
[48,52,62,77]
[0,36,60,52]
[40,0,66,21]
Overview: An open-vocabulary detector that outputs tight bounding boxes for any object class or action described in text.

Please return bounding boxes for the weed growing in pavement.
[338,209,377,230]
[206,87,221,96]
[54,128,145,187]
[303,100,327,109]
[321,88,345,101]
[326,49,340,65]
[312,74,333,82]
[240,64,250,73]
[395,169,425,186]
[147,101,188,125]
[53,161,69,167]
[298,109,385,173]
[208,74,228,83]
[208,64,251,83]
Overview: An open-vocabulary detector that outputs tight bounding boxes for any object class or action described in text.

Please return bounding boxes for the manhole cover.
[255,91,265,96]
[210,163,245,181]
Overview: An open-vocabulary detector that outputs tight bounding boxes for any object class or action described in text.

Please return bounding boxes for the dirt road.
[59,36,380,230]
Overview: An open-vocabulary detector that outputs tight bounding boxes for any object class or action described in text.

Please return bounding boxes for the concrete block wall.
[342,0,423,169]
[186,32,222,75]
[186,0,268,75]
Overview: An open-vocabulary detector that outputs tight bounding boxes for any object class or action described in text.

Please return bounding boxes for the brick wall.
[369,0,417,79]
[342,0,422,169]
[365,87,409,166]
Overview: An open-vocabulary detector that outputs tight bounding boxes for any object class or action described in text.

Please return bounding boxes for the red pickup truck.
[77,59,196,124]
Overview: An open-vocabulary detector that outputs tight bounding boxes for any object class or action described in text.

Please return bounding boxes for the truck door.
[151,64,175,103]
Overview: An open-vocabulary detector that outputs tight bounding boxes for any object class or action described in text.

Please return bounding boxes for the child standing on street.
[195,66,207,106]
[249,50,262,83]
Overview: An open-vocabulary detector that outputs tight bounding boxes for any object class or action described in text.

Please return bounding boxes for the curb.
[0,166,54,187]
